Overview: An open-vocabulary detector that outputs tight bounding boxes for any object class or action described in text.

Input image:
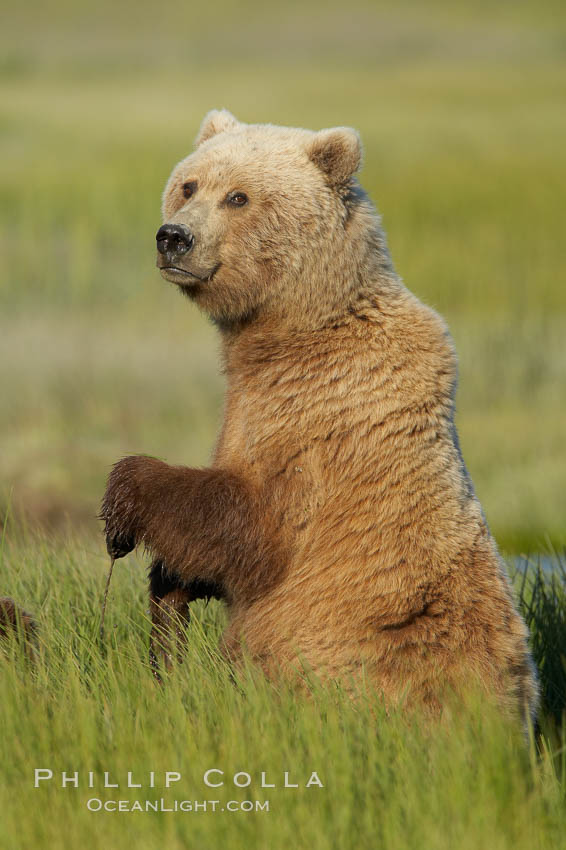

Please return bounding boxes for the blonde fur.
[103,112,538,721]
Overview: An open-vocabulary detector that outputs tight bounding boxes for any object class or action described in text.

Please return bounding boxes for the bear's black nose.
[156,223,195,257]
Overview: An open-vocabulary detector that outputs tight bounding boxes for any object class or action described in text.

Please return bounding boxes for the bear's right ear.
[306,127,362,185]
[195,109,241,147]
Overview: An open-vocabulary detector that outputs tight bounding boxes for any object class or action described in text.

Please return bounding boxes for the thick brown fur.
[0,597,38,662]
[101,110,538,722]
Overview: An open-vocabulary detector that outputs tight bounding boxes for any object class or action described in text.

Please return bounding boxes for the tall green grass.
[513,553,566,727]
[0,533,565,850]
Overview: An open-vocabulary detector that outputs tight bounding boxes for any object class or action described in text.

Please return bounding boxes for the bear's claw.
[106,530,136,559]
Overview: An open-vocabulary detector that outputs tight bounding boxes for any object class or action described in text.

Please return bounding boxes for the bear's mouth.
[158,264,221,285]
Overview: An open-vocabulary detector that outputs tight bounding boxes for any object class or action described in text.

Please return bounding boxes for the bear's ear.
[195,109,241,147]
[306,127,362,185]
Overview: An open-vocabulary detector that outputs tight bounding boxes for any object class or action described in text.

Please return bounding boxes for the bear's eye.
[182,181,197,199]
[227,192,248,207]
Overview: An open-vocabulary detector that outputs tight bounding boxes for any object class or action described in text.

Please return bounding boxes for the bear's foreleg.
[147,560,224,678]
[147,560,192,679]
[101,454,286,622]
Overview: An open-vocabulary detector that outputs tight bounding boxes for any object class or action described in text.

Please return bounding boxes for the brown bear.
[101,109,538,721]
[0,597,38,662]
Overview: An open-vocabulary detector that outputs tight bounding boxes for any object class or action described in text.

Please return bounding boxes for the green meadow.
[1,0,565,846]
[0,535,565,850]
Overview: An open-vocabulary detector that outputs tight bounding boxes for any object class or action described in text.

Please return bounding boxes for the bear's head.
[158,110,387,329]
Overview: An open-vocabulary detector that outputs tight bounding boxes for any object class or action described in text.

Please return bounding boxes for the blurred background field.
[1,0,565,554]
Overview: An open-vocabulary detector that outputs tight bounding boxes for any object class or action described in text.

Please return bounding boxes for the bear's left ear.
[195,109,241,147]
[306,127,362,185]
